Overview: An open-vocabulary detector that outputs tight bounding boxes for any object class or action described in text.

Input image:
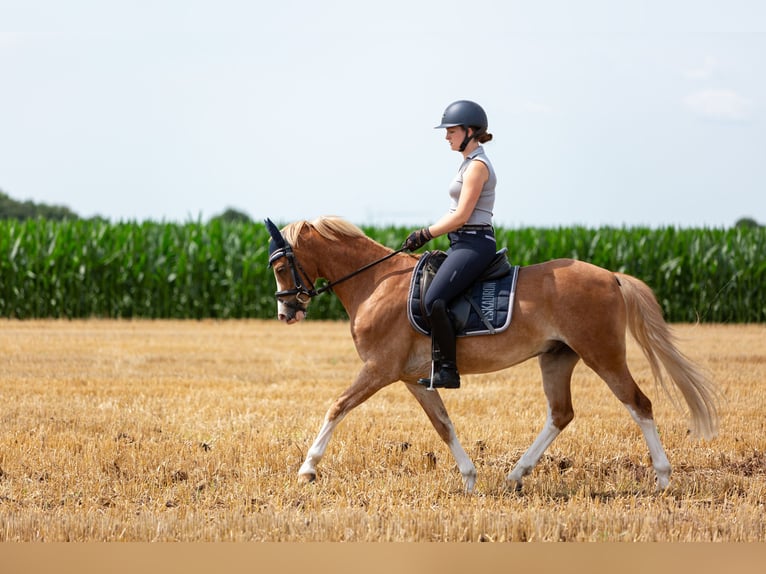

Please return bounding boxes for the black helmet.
[435,100,488,130]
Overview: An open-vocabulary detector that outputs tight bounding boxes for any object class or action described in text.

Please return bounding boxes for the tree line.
[0,190,252,223]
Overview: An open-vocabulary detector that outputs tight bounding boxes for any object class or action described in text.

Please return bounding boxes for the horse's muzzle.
[279,308,306,324]
[277,296,309,324]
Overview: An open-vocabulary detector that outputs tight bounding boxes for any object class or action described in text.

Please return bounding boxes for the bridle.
[264,218,406,311]
[267,238,317,308]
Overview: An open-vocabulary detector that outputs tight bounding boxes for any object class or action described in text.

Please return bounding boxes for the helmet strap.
[458,127,473,152]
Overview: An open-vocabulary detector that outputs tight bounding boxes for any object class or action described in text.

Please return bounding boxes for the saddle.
[407,249,520,337]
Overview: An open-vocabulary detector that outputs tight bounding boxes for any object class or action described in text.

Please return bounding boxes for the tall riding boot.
[418,299,461,389]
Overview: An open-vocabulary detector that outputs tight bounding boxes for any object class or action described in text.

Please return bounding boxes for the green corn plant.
[0,220,763,322]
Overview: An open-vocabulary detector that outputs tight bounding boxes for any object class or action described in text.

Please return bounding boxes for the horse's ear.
[265,218,290,267]
[264,218,285,249]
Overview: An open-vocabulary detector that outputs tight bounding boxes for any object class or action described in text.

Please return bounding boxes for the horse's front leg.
[298,413,345,482]
[404,382,477,493]
[298,362,392,483]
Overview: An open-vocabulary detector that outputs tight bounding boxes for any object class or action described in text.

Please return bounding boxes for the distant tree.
[0,190,79,221]
[735,217,761,229]
[210,207,253,223]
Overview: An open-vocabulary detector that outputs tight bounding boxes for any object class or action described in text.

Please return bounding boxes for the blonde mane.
[282,216,367,246]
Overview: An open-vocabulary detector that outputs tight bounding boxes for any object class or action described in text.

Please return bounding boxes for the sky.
[1,0,764,228]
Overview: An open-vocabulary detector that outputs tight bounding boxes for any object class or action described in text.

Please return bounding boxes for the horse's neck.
[312,236,390,282]
[305,235,396,313]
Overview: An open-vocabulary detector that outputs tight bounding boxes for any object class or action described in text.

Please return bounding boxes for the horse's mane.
[282,216,367,246]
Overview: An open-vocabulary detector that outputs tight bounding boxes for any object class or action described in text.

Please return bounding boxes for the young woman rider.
[403,100,497,389]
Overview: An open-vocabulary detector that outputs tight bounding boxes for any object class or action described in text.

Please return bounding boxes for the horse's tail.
[615,272,719,440]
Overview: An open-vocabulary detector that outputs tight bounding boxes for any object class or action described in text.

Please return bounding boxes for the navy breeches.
[423,227,497,315]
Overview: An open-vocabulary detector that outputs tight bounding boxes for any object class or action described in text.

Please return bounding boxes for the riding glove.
[403,227,433,251]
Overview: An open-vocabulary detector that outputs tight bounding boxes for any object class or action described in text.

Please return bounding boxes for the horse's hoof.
[298,472,316,484]
[463,474,477,494]
[655,476,670,491]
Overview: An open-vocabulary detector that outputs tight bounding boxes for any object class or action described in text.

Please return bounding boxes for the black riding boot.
[418,299,461,389]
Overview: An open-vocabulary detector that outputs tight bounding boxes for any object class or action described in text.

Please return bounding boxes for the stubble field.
[0,319,764,542]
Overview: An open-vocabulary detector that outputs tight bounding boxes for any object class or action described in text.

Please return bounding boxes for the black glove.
[402,227,433,251]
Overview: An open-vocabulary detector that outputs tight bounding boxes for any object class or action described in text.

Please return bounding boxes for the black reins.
[310,247,407,297]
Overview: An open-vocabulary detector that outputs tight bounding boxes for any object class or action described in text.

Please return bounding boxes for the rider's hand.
[402,227,433,251]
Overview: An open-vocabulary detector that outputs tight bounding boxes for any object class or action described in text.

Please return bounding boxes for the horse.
[265,216,719,493]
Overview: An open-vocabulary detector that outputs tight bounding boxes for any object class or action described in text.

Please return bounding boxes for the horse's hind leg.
[624,401,672,490]
[404,382,477,493]
[507,345,579,491]
[584,353,672,489]
[613,375,672,489]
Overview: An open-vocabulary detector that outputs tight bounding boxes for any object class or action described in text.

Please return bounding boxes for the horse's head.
[265,216,399,324]
[265,218,317,324]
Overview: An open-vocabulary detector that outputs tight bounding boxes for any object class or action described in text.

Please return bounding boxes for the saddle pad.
[407,252,520,337]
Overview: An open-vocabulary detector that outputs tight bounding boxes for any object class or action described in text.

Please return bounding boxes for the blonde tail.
[616,273,720,440]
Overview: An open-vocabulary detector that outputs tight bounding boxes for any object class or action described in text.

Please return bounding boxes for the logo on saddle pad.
[407,250,520,337]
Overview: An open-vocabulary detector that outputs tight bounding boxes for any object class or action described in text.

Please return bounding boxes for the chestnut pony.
[267,216,718,493]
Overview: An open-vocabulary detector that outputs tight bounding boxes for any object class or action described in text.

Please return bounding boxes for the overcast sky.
[1,0,764,228]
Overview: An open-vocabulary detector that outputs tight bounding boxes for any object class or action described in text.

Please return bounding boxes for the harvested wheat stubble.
[0,320,764,541]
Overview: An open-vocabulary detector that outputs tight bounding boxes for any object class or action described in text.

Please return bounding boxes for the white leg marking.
[625,405,671,489]
[507,409,561,490]
[298,413,345,479]
[403,383,477,492]
[447,434,477,493]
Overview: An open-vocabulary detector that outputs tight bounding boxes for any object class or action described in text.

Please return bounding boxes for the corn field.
[0,219,763,321]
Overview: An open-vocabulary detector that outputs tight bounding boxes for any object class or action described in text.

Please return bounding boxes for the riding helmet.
[435,100,488,130]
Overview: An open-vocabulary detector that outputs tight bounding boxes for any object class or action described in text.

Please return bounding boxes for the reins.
[307,247,408,298]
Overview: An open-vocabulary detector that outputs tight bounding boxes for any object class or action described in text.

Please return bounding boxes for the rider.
[403,100,497,389]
